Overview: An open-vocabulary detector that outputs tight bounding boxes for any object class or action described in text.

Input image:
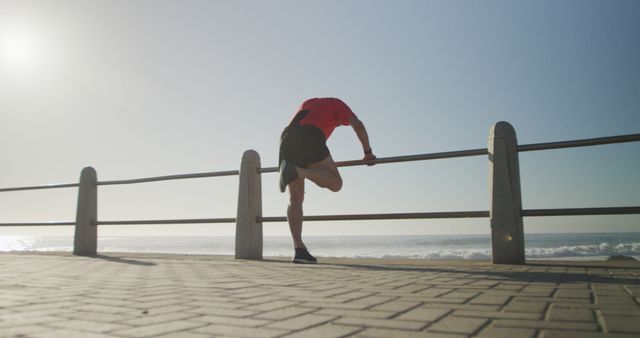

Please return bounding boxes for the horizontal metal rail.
[97,218,236,225]
[97,170,239,186]
[0,183,79,193]
[260,206,640,223]
[260,134,640,173]
[522,206,640,217]
[4,205,637,227]
[260,211,490,222]
[260,148,489,173]
[2,133,637,190]
[0,221,75,227]
[518,133,640,152]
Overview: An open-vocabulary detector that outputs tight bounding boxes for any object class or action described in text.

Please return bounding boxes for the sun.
[0,26,42,71]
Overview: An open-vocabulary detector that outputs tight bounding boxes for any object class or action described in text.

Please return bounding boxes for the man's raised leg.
[297,156,342,192]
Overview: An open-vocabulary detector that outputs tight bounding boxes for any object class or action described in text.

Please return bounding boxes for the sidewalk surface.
[1,252,639,338]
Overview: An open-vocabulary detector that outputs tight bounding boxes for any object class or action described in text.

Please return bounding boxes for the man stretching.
[279,98,376,264]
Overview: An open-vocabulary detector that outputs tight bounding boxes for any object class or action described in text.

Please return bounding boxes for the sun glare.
[0,27,42,71]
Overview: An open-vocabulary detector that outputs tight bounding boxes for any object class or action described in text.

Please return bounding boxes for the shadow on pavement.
[316,261,640,286]
[90,254,157,266]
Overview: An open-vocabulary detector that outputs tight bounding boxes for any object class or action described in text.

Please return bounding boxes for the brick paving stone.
[186,306,256,317]
[626,286,640,295]
[556,289,592,299]
[134,304,195,315]
[0,316,60,329]
[468,280,500,287]
[193,324,289,337]
[415,297,468,305]
[0,325,51,338]
[453,310,541,320]
[29,329,121,338]
[255,306,318,320]
[59,311,132,323]
[267,313,337,331]
[315,308,394,319]
[594,286,629,295]
[520,287,556,297]
[75,304,133,314]
[46,319,131,333]
[548,306,595,322]
[186,300,244,309]
[394,307,451,322]
[110,320,207,338]
[121,312,200,326]
[333,291,376,301]
[191,314,271,327]
[351,295,397,307]
[415,288,454,297]
[600,306,640,316]
[301,301,370,310]
[475,327,537,338]
[336,316,427,330]
[605,315,640,334]
[469,294,511,305]
[541,331,640,338]
[236,294,287,305]
[151,332,211,338]
[416,303,502,312]
[9,301,80,313]
[250,300,300,312]
[0,309,75,321]
[427,316,488,335]
[355,328,467,338]
[504,300,549,313]
[597,296,638,306]
[282,323,363,338]
[370,300,422,312]
[495,283,526,291]
[493,319,599,331]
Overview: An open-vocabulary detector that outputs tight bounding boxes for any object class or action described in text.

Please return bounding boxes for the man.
[279,97,376,264]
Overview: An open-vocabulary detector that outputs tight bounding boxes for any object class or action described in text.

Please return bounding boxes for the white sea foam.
[2,234,640,260]
[526,242,640,259]
[0,236,39,252]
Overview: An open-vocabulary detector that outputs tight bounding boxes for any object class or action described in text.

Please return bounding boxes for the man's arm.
[349,116,376,163]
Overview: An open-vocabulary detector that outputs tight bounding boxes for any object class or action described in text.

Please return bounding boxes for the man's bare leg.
[296,156,342,192]
[287,177,305,249]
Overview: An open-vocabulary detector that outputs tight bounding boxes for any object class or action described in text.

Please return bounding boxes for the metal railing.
[1,122,639,264]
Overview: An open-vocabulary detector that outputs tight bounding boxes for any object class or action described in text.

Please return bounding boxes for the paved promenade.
[1,252,639,338]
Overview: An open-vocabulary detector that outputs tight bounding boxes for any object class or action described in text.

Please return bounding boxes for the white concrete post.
[488,122,525,264]
[73,166,97,256]
[235,150,263,260]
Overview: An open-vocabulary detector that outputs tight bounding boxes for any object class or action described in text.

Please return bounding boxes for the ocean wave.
[526,242,640,258]
[3,235,640,260]
[344,249,493,260]
[318,242,640,260]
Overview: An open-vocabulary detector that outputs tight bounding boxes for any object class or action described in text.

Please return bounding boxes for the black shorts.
[279,125,330,168]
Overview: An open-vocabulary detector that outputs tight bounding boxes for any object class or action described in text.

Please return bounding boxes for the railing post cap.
[490,121,516,139]
[242,149,260,162]
[81,166,97,177]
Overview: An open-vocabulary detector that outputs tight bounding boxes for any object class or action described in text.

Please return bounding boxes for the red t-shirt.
[293,98,356,139]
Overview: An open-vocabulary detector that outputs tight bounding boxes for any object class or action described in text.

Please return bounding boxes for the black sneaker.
[292,248,318,264]
[279,160,298,193]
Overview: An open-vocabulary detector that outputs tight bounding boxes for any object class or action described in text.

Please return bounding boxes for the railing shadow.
[306,261,640,286]
[88,254,157,266]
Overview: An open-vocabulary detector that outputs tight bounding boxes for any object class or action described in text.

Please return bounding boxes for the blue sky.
[0,0,638,237]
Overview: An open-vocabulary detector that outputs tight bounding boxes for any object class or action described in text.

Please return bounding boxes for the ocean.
[2,233,640,261]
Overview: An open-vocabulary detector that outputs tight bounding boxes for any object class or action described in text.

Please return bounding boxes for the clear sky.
[1,0,638,238]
